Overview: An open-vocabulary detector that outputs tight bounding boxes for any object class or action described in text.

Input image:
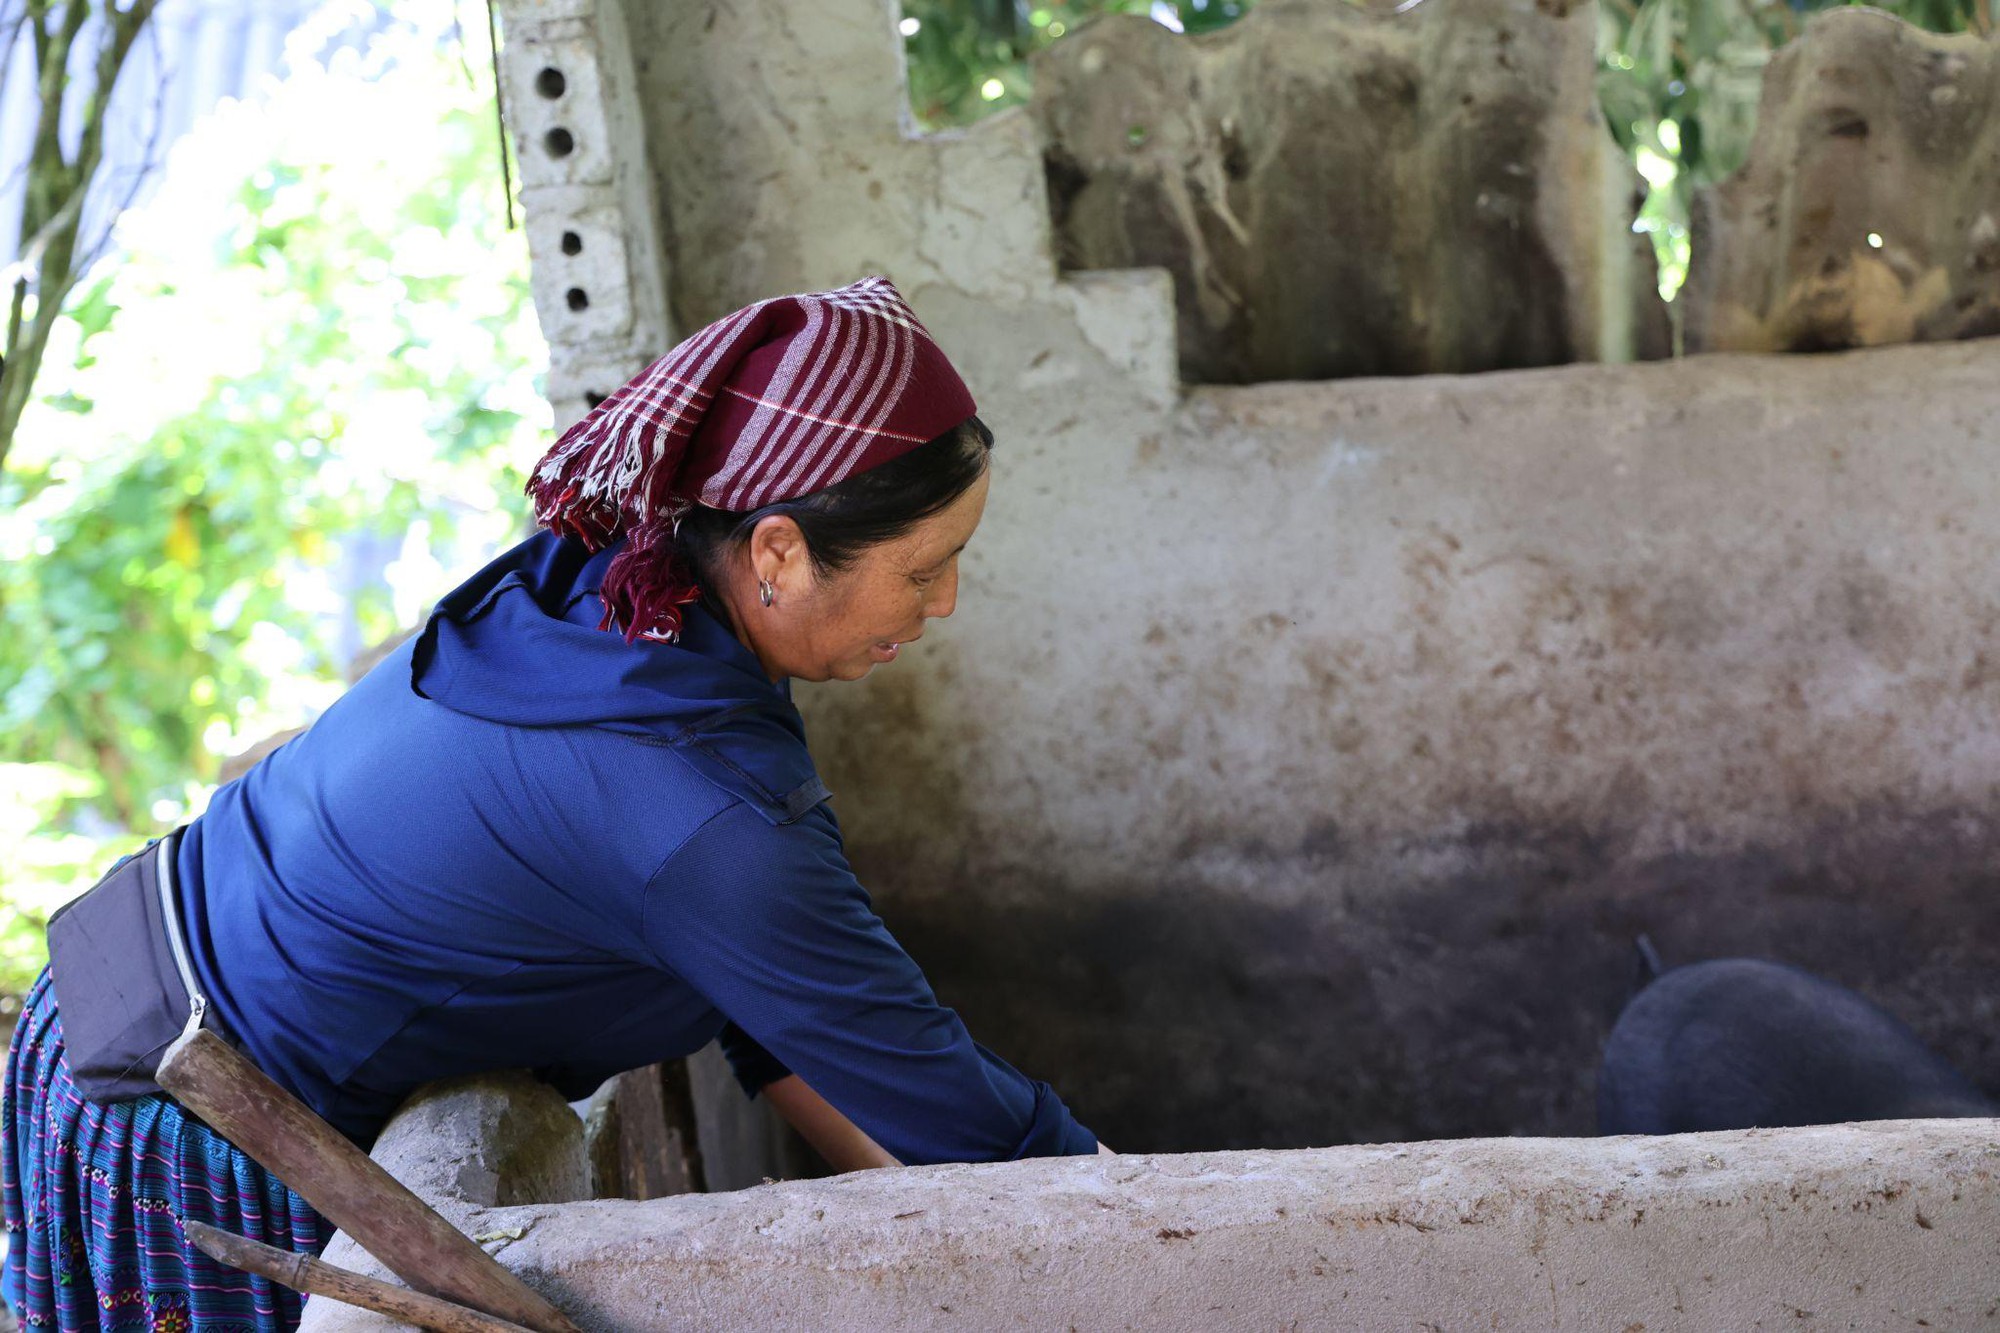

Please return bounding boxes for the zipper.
[155,835,209,1040]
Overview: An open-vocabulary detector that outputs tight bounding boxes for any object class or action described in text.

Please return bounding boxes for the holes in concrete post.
[585,392,607,409]
[560,231,583,256]
[566,288,590,311]
[536,67,567,99]
[544,127,575,158]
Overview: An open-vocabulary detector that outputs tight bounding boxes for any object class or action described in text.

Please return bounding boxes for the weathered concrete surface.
[1033,0,1669,382]
[610,0,1177,404]
[1686,11,2000,354]
[303,1118,2000,1331]
[805,337,2000,1151]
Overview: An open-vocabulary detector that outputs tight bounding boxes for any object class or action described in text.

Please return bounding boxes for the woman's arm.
[646,804,1101,1165]
[763,1073,901,1172]
[765,1072,1116,1169]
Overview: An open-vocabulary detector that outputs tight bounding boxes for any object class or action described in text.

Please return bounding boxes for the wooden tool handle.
[187,1222,539,1333]
[157,1029,582,1333]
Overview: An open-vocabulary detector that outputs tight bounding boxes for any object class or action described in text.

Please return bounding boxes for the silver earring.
[758,578,775,608]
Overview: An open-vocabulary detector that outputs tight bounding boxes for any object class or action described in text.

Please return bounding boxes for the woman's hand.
[762,1074,902,1172]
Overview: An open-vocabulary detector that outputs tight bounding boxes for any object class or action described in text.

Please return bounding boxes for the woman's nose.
[926,565,960,619]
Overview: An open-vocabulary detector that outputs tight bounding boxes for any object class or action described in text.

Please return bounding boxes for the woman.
[5,277,1105,1331]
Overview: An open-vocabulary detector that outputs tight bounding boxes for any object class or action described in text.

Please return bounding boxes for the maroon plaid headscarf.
[526,277,977,644]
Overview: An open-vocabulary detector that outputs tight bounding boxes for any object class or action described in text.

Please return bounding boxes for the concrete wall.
[500,0,1177,428]
[814,339,2000,1150]
[301,1079,2000,1331]
[492,0,2000,1154]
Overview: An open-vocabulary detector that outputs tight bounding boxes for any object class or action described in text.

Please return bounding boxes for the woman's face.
[743,469,991,682]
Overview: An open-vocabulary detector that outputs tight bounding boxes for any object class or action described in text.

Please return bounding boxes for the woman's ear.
[747,514,810,594]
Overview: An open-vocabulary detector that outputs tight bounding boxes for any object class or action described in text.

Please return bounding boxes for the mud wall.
[494,0,2000,1155]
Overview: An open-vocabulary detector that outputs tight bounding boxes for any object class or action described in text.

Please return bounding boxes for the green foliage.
[0,0,160,472]
[0,2,547,996]
[0,764,104,993]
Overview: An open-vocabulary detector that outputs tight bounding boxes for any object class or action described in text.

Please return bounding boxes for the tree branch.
[0,0,157,473]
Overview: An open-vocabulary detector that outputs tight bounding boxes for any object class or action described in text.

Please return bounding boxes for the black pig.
[1597,955,1996,1134]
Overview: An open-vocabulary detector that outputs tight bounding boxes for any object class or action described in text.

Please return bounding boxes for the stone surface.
[1033,0,1669,382]
[361,1072,590,1210]
[1686,11,2000,354]
[302,1118,2000,1331]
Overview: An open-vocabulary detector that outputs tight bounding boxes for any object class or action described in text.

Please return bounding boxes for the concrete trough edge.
[301,1099,2000,1331]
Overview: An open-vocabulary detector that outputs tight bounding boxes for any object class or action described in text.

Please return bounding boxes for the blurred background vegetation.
[0,1,546,996]
[0,0,1991,1001]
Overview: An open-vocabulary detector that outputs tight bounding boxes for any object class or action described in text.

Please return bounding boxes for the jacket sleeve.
[715,1021,791,1096]
[641,800,1098,1166]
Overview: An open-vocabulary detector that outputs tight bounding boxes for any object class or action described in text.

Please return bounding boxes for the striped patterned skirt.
[1,967,333,1331]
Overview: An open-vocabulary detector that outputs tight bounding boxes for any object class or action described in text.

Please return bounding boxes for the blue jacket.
[174,532,1097,1161]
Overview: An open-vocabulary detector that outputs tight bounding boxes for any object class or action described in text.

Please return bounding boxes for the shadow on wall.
[859,807,2000,1153]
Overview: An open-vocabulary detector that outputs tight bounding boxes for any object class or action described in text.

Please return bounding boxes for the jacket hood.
[410,532,829,824]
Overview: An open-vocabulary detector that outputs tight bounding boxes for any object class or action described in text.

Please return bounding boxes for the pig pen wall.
[494,0,2000,1155]
[299,1075,2000,1333]
[807,342,2000,1151]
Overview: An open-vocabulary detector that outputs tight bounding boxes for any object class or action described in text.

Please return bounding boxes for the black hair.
[676,414,994,599]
